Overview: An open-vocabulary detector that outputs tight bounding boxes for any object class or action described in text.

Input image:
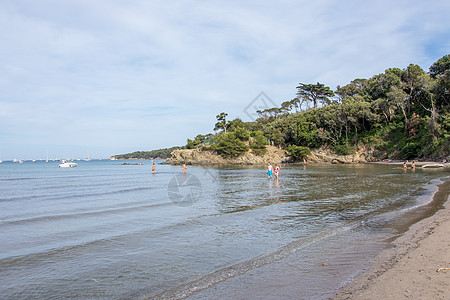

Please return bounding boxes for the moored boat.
[59,160,78,168]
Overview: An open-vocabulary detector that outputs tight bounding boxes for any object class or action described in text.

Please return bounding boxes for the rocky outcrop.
[163,146,287,165]
[163,145,380,166]
[308,146,378,164]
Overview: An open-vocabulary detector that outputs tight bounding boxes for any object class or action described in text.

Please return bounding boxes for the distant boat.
[84,153,91,161]
[59,160,78,168]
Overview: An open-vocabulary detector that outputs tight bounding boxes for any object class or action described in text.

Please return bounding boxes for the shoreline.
[332,177,450,299]
[183,172,450,300]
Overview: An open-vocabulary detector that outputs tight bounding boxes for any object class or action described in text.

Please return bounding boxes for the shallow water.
[0,160,448,299]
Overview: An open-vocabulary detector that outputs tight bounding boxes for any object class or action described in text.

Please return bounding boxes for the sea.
[0,160,449,299]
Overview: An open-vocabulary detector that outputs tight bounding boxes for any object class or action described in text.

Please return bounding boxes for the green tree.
[296,82,335,109]
[429,54,450,77]
[214,112,229,133]
[402,64,428,114]
[286,145,311,161]
[250,131,268,155]
[212,132,249,157]
[233,127,250,141]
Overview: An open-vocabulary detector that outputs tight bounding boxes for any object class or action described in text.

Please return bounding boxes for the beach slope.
[333,180,450,300]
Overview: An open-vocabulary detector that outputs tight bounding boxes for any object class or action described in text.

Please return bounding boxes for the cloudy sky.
[1,0,449,160]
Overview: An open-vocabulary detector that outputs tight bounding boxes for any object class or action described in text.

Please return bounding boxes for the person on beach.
[267,163,273,179]
[183,163,186,174]
[403,161,407,170]
[152,163,156,174]
[411,161,416,170]
[274,164,280,179]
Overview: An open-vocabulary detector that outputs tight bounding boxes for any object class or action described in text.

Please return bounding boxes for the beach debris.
[436,267,450,272]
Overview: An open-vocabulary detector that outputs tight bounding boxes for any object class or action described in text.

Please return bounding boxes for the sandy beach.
[333,178,450,300]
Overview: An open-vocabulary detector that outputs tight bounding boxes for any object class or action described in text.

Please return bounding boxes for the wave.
[0,186,154,203]
[0,201,173,227]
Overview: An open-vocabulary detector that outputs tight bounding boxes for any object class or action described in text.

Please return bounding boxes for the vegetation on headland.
[184,54,450,161]
[115,55,449,162]
[113,147,182,159]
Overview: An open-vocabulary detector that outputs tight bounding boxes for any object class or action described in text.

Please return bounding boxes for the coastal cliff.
[163,145,379,165]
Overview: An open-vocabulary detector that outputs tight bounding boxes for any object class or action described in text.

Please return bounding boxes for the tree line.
[114,147,182,159]
[186,54,450,160]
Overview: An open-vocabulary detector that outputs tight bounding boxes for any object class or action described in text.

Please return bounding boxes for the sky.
[1,0,449,160]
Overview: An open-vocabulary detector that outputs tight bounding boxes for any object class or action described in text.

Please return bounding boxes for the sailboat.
[84,153,91,161]
[0,153,2,163]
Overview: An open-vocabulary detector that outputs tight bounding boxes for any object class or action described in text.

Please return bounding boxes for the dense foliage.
[114,147,182,159]
[185,54,449,160]
[286,145,312,160]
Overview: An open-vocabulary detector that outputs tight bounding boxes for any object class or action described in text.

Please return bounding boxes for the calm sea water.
[0,160,448,299]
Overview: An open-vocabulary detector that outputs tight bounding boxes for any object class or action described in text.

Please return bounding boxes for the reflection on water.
[0,161,448,299]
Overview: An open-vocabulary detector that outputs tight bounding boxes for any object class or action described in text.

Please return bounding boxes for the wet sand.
[333,179,450,299]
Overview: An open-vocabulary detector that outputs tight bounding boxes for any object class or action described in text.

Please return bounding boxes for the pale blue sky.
[1,0,449,160]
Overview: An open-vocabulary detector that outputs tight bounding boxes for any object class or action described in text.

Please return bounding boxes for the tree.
[233,127,250,141]
[286,145,311,161]
[214,112,229,133]
[250,131,267,155]
[388,86,409,128]
[429,54,450,77]
[402,64,428,114]
[280,100,294,114]
[296,82,335,109]
[212,132,249,157]
[336,78,368,101]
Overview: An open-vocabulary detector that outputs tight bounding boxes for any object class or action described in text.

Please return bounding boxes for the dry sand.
[333,179,450,300]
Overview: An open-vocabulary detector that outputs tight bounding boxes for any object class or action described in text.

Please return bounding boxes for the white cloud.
[0,0,449,159]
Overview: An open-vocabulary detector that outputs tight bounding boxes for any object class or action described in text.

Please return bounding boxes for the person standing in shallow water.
[274,164,280,179]
[183,163,186,174]
[152,163,156,174]
[267,163,273,179]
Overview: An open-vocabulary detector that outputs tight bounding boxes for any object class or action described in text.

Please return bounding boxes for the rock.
[163,145,384,166]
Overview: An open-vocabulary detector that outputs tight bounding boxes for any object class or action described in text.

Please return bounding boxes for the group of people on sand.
[267,163,281,179]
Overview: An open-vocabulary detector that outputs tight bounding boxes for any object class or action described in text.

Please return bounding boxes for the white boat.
[59,160,78,168]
